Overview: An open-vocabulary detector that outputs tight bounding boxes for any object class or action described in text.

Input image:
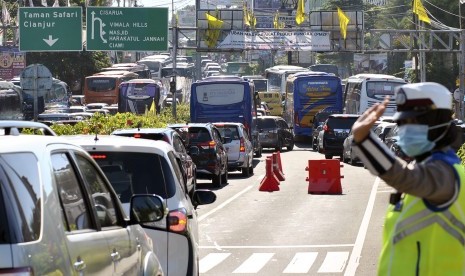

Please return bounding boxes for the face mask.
[396,122,451,157]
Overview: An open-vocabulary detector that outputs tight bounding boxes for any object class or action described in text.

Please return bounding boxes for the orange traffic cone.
[272,152,285,181]
[276,151,284,174]
[259,157,280,192]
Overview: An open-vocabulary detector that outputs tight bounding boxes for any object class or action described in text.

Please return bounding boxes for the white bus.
[343,74,407,116]
[264,65,309,97]
[136,55,172,79]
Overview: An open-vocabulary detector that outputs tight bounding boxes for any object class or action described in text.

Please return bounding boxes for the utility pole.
[171,7,178,120]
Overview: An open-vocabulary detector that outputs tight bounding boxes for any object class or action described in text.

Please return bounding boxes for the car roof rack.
[0,121,57,136]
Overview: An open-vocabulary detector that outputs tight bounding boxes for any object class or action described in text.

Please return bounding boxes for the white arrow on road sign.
[43,35,59,46]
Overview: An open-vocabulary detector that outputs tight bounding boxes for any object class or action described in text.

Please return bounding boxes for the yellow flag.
[295,0,305,25]
[337,7,350,40]
[413,0,430,24]
[243,4,250,26]
[273,11,279,28]
[249,11,256,29]
[149,98,156,115]
[205,13,224,48]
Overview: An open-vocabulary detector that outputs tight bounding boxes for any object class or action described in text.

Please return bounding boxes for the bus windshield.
[87,78,117,92]
[297,79,340,97]
[366,81,403,98]
[118,81,160,114]
[252,79,267,92]
[195,84,245,105]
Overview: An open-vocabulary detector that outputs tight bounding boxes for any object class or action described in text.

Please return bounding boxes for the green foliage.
[50,103,191,135]
[457,144,465,167]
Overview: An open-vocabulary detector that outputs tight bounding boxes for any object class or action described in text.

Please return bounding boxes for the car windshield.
[91,151,176,202]
[215,125,240,140]
[187,127,212,143]
[327,117,359,129]
[258,118,276,129]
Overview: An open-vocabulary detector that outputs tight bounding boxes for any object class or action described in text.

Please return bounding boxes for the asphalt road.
[196,141,395,275]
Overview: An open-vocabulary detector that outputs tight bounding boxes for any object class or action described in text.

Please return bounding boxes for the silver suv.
[213,122,254,177]
[0,122,164,276]
[65,134,217,276]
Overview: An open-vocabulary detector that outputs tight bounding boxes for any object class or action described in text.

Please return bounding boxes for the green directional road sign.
[86,7,168,51]
[19,7,82,51]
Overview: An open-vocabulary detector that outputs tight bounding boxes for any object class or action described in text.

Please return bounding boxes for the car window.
[173,135,187,154]
[258,118,276,128]
[167,151,186,193]
[52,152,93,231]
[0,152,41,242]
[216,125,240,140]
[212,128,222,143]
[242,126,249,140]
[327,117,359,129]
[75,154,119,228]
[189,127,211,143]
[92,152,176,201]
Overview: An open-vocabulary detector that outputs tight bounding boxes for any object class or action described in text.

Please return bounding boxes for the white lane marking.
[198,185,254,222]
[318,251,350,273]
[199,253,231,273]
[283,252,318,273]
[232,253,274,274]
[344,177,380,276]
[200,244,354,249]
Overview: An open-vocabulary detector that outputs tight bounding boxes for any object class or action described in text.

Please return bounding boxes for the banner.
[217,30,331,51]
[0,47,26,80]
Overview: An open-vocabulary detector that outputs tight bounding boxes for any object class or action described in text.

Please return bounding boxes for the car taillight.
[240,137,245,152]
[0,267,33,275]
[133,133,141,138]
[168,208,188,233]
[323,125,333,134]
[198,141,216,149]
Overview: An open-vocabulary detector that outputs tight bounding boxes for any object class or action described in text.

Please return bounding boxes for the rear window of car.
[0,152,41,243]
[91,152,176,202]
[187,127,212,143]
[114,132,169,143]
[258,118,276,129]
[215,125,240,140]
[327,117,359,129]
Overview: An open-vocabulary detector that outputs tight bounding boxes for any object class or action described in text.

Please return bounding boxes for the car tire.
[242,159,250,177]
[249,164,254,175]
[312,140,317,151]
[255,146,262,158]
[287,140,294,151]
[275,139,282,152]
[212,173,222,187]
[325,154,333,159]
[221,170,228,184]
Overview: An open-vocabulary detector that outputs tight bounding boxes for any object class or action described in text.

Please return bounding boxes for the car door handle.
[74,258,87,272]
[111,250,121,262]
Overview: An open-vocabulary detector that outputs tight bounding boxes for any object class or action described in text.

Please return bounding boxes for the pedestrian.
[351,82,465,275]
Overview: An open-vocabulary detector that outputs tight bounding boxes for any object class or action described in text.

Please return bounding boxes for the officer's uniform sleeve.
[353,132,457,206]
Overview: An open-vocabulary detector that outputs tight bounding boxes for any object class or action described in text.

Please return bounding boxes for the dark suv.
[257,116,295,151]
[169,123,229,187]
[318,114,360,159]
[111,127,197,197]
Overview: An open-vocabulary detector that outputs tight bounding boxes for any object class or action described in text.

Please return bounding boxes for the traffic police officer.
[351,82,465,275]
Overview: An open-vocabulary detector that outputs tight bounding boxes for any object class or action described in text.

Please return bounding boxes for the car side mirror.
[129,194,165,224]
[192,189,217,209]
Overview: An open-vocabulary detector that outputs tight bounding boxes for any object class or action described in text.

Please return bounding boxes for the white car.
[213,122,254,177]
[0,121,164,276]
[64,134,217,276]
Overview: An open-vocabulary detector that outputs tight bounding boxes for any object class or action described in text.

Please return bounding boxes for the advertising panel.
[0,47,26,80]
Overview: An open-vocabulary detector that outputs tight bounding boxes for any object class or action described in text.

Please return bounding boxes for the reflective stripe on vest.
[393,210,465,246]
